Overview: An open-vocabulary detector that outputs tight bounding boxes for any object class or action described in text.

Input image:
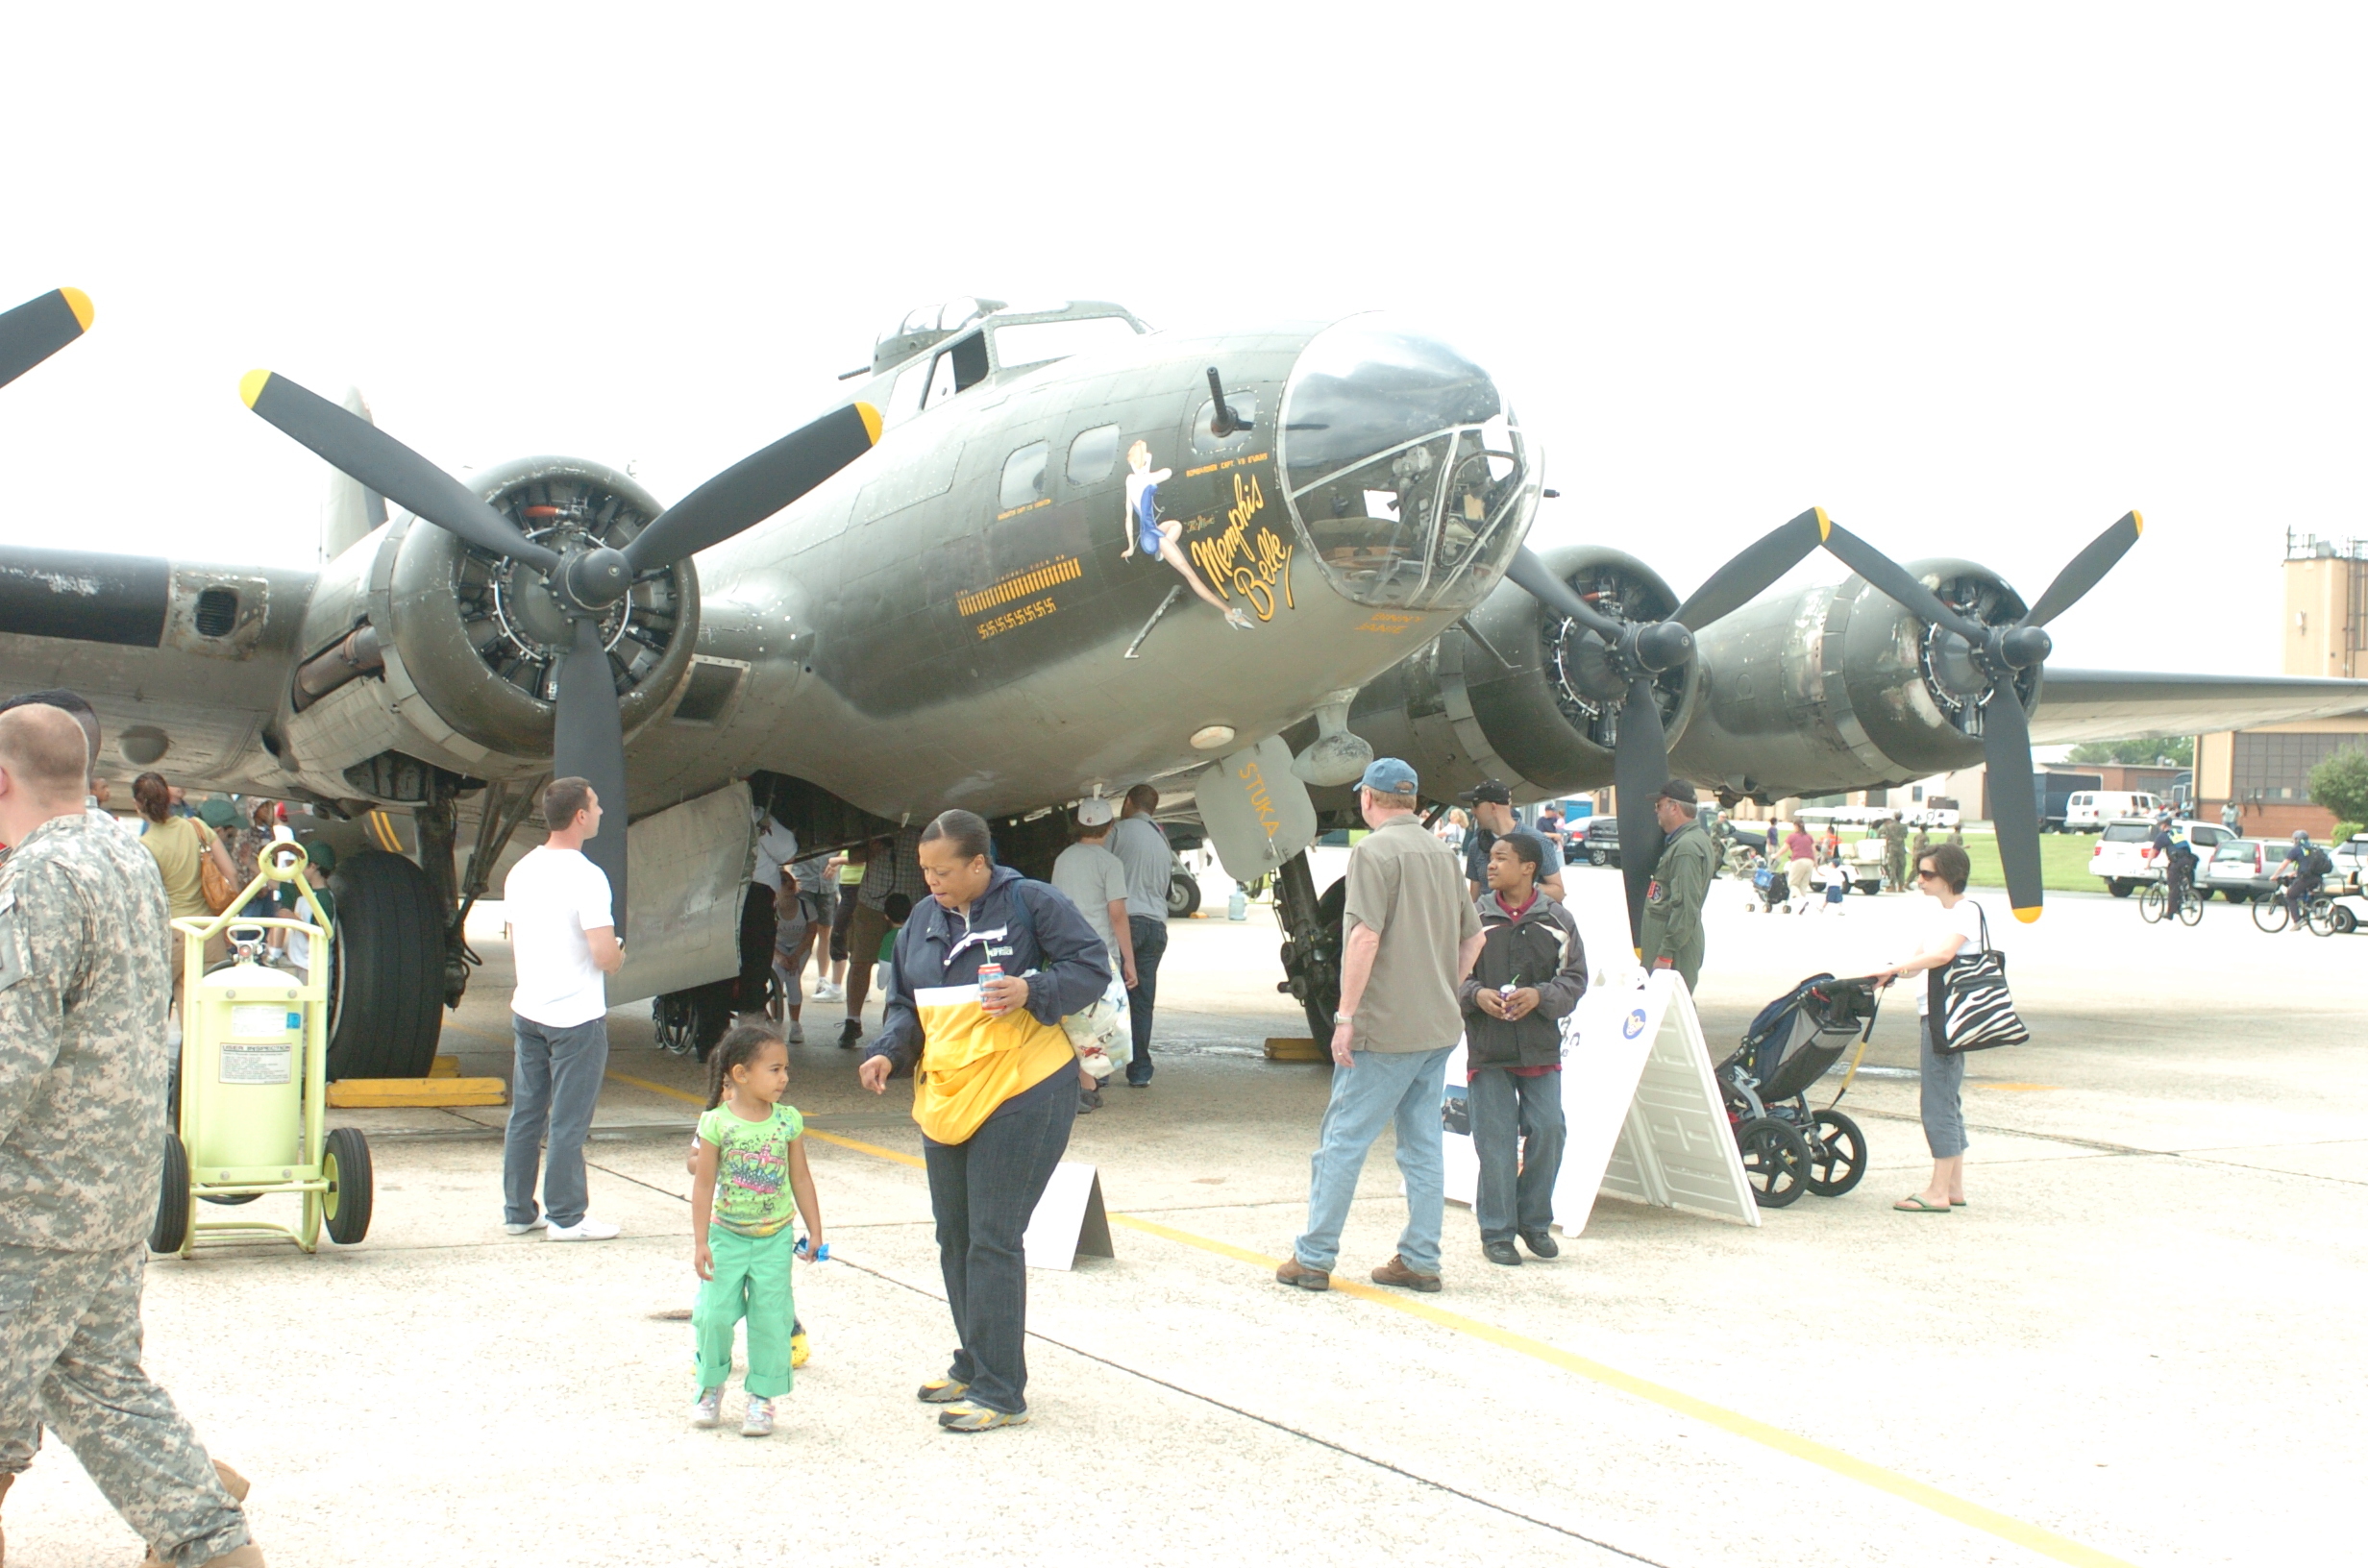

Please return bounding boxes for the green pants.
[694,1224,795,1399]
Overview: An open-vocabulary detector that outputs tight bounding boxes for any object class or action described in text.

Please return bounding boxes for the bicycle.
[2253,887,2337,935]
[2137,877,2204,925]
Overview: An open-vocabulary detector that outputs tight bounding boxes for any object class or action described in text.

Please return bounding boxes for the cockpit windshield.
[1277,320,1534,613]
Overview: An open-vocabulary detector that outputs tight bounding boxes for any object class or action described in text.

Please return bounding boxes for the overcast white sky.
[5,5,2360,677]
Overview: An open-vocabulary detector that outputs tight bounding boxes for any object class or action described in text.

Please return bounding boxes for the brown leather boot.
[137,1463,251,1566]
[1369,1254,1443,1293]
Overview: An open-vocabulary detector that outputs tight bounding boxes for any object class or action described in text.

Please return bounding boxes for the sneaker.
[838,1018,863,1050]
[787,1020,805,1044]
[1370,1254,1443,1293]
[1483,1238,1522,1266]
[545,1216,621,1241]
[917,1377,971,1404]
[1274,1256,1330,1291]
[938,1401,1028,1433]
[740,1396,776,1437]
[690,1386,724,1428]
[813,981,842,1002]
[502,1214,547,1236]
[1520,1229,1560,1259]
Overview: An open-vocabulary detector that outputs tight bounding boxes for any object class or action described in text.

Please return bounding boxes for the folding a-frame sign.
[1443,969,1758,1234]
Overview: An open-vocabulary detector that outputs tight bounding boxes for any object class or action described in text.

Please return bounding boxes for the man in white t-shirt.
[500,776,627,1241]
[1050,799,1139,1109]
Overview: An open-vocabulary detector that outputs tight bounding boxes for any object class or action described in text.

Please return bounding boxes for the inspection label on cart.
[229,1004,295,1039]
[220,1044,292,1085]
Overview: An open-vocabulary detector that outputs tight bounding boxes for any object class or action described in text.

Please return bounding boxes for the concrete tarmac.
[7,868,2360,1566]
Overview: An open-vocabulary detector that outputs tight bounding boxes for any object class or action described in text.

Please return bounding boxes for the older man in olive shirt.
[1277,759,1484,1295]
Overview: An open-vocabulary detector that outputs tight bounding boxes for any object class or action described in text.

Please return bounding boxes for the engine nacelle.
[278,456,701,802]
[1669,557,2038,801]
[1344,544,1695,802]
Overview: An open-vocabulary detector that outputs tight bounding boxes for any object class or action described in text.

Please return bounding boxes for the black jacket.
[864,864,1111,1077]
[1456,892,1587,1069]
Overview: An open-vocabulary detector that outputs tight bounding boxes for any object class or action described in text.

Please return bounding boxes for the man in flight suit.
[1636,778,1714,994]
[0,703,259,1567]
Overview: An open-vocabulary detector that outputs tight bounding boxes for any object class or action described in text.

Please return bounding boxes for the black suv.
[1566,815,1618,868]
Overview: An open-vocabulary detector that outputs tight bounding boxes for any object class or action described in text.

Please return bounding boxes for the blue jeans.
[922,1066,1077,1414]
[1123,916,1168,1085]
[1293,1045,1452,1276]
[503,1014,610,1228]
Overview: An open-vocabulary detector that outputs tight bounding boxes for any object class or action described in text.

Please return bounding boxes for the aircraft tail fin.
[320,386,388,561]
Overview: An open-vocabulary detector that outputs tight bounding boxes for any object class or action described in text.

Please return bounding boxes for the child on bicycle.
[689,1021,824,1436]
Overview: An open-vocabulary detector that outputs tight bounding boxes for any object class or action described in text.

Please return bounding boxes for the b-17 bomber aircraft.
[7,286,2367,1071]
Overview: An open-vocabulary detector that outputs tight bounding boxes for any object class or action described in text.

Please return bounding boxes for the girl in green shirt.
[689,1023,824,1436]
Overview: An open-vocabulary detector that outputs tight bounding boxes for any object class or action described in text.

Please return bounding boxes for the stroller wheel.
[1804,1109,1867,1197]
[1737,1117,1813,1209]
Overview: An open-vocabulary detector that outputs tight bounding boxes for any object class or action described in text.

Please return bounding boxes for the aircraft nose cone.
[1277,319,1537,613]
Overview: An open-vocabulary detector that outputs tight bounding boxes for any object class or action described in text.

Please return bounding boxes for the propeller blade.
[240,371,558,573]
[1615,674,1671,948]
[1820,523,1989,644]
[2019,511,2143,629]
[1507,547,1627,643]
[624,401,883,572]
[1979,690,2045,923]
[1672,507,1830,630]
[0,288,93,392]
[554,619,632,941]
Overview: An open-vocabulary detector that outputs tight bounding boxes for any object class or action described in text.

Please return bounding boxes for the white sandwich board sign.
[1024,1162,1116,1270]
[1443,969,1758,1235]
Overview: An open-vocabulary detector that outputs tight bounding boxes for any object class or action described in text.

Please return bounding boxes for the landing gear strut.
[1273,851,1344,1042]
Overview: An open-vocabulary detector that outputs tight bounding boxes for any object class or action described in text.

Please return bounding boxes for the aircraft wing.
[0,545,315,792]
[2031,669,2368,745]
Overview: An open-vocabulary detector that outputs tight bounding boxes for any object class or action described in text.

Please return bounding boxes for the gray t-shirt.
[1343,815,1482,1052]
[1108,815,1172,925]
[1051,842,1130,959]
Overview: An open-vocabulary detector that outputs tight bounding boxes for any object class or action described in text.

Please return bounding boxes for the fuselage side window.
[999,441,1049,513]
[1067,424,1120,486]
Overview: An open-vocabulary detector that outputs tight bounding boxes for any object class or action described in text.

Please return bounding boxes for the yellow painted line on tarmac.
[602,1067,2133,1568]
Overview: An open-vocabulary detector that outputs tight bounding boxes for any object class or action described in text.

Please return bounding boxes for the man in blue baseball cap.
[1277,758,1484,1296]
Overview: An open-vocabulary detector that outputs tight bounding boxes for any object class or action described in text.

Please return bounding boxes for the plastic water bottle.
[1227,883,1247,920]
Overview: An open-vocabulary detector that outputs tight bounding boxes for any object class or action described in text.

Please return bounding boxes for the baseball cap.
[196,796,239,829]
[1075,796,1115,827]
[1358,758,1419,796]
[304,840,337,874]
[1457,778,1512,805]
[1655,778,1699,805]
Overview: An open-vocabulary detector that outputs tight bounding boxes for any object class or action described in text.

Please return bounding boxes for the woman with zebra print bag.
[1871,843,2024,1213]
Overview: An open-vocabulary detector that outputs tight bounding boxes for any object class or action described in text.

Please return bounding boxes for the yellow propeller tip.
[2130,509,2143,536]
[1813,506,1831,541]
[58,288,94,331]
[238,369,273,409]
[854,401,883,445]
[2011,904,2043,924]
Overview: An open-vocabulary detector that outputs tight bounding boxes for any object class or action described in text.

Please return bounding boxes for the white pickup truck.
[2088,818,2239,896]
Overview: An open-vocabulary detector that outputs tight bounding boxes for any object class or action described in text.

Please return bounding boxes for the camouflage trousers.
[0,1241,249,1565]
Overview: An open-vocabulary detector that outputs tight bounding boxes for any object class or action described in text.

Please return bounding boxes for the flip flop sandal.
[1950,1199,1966,1208]
[1893,1196,1952,1213]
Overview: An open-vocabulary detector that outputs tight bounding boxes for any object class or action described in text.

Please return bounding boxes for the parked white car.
[2064,791,2164,832]
[2087,817,2238,896]
[2329,833,2368,882]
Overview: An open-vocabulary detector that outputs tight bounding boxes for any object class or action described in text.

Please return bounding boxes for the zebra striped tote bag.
[1928,905,2030,1053]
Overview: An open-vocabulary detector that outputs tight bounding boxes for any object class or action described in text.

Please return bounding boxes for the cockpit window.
[1277,320,1532,612]
[993,315,1141,370]
[922,333,991,411]
[1189,392,1259,456]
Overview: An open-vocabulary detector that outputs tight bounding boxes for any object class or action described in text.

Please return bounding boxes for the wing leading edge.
[2032,669,2368,746]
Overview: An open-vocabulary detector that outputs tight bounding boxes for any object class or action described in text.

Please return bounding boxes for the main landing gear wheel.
[326,850,447,1080]
[1737,1117,1813,1209]
[1804,1110,1866,1197]
[654,984,733,1061]
[1274,853,1344,1044]
[149,1132,191,1256]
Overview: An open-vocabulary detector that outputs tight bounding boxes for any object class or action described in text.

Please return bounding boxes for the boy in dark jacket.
[1456,831,1587,1265]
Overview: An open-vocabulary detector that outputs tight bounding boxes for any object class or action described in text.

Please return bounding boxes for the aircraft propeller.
[1819,510,2143,922]
[1507,505,1832,942]
[240,370,882,933]
[0,288,94,393]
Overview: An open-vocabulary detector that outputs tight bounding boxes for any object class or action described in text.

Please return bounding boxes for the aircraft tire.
[1167,870,1202,919]
[1299,878,1345,1042]
[327,850,446,1081]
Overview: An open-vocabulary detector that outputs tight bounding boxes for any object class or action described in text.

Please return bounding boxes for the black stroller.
[1717,972,1880,1208]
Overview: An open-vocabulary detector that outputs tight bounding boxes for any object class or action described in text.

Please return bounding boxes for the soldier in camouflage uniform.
[0,703,259,1567]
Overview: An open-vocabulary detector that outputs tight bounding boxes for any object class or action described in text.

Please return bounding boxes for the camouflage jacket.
[0,812,173,1251]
